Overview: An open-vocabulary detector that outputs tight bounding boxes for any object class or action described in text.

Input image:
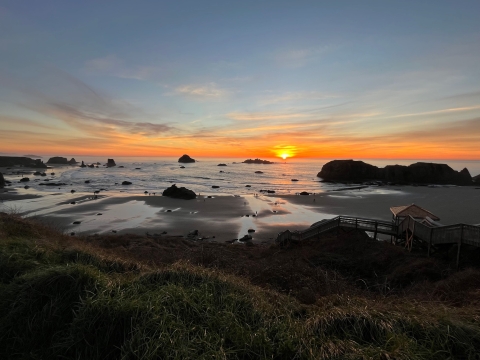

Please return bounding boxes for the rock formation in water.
[162,184,196,199]
[0,172,5,188]
[0,156,46,168]
[243,158,274,164]
[46,157,77,165]
[107,159,116,167]
[178,154,195,163]
[317,160,473,185]
[473,174,480,184]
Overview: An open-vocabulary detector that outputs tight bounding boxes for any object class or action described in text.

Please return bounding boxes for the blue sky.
[1,0,480,158]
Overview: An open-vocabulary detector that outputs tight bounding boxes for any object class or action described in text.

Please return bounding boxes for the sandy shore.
[1,184,479,243]
[276,185,480,225]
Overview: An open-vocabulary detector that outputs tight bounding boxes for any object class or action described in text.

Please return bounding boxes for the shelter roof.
[390,204,440,221]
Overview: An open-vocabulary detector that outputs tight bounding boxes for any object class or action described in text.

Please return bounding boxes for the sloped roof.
[390,204,440,221]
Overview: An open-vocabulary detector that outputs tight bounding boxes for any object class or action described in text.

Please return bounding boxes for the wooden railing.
[276,215,480,248]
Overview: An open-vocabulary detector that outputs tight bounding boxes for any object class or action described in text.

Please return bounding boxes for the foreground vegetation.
[1,213,480,359]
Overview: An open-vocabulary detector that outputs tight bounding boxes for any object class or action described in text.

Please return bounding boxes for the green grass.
[1,214,480,359]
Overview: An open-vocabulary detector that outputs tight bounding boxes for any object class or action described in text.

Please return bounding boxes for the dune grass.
[1,213,480,359]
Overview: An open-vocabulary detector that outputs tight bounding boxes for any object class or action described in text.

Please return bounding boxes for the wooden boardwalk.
[276,215,480,265]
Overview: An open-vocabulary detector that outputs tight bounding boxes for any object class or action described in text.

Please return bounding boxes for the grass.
[1,213,480,359]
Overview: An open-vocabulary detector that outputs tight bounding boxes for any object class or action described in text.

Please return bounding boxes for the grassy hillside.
[1,213,480,359]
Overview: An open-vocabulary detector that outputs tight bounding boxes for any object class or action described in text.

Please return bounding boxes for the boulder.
[243,158,274,164]
[80,161,87,168]
[107,159,116,167]
[473,174,480,184]
[317,160,473,185]
[211,185,220,188]
[19,177,30,182]
[69,158,77,164]
[162,184,196,200]
[255,171,264,174]
[39,182,67,186]
[122,181,132,185]
[0,172,5,188]
[300,191,310,195]
[217,163,227,166]
[178,154,195,163]
[88,164,95,168]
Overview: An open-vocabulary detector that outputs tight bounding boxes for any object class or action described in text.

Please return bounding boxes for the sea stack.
[317,160,473,185]
[80,161,87,168]
[0,172,5,188]
[46,157,78,165]
[178,154,195,163]
[107,159,116,167]
[243,158,274,164]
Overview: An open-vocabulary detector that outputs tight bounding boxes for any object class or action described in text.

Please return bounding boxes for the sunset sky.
[1,1,480,159]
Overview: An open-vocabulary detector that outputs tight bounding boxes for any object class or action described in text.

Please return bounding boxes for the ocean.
[8,157,480,197]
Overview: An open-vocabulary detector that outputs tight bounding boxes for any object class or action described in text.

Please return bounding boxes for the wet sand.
[275,185,480,225]
[1,184,479,243]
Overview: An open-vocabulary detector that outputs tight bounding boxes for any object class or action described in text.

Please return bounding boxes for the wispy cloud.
[258,91,340,106]
[227,111,308,121]
[274,45,334,68]
[174,83,227,98]
[390,105,480,119]
[85,55,162,81]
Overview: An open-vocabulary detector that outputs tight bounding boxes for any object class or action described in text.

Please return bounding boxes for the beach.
[2,181,480,243]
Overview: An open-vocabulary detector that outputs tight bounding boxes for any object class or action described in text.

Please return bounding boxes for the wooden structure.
[275,214,480,268]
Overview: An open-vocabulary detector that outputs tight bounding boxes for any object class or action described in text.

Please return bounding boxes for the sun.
[281,153,289,160]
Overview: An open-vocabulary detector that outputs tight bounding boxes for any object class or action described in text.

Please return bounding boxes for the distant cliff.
[317,160,472,185]
[0,156,47,168]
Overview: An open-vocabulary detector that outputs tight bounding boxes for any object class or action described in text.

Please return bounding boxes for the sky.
[1,0,480,160]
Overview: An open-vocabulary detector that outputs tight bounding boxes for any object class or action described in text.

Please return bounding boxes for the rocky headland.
[178,154,195,163]
[0,156,47,168]
[243,158,274,164]
[317,160,473,185]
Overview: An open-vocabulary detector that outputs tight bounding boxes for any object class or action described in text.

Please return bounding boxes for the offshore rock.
[317,160,472,185]
[46,157,78,165]
[0,172,5,188]
[107,159,116,167]
[243,158,274,164]
[178,154,195,163]
[162,184,196,200]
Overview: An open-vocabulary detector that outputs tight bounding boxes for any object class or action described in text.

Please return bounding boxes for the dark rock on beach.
[19,177,30,182]
[162,184,196,200]
[122,181,132,185]
[39,182,67,186]
[211,185,220,188]
[243,158,274,164]
[0,156,46,168]
[317,160,473,185]
[178,154,195,163]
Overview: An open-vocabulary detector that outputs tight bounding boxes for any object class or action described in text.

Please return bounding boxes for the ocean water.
[5,157,480,197]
